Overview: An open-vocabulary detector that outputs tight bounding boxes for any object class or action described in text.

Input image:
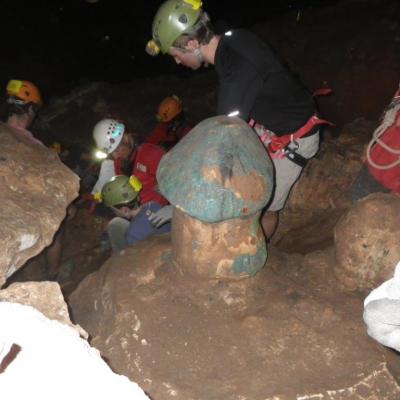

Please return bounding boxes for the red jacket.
[145,121,192,147]
[114,143,168,206]
[366,92,400,194]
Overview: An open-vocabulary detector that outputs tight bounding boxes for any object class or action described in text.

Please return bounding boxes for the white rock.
[0,302,149,400]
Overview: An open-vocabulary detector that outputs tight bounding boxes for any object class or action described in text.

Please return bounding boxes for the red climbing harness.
[249,88,334,166]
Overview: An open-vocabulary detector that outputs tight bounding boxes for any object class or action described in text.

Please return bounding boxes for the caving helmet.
[93,119,125,155]
[6,80,42,112]
[157,95,183,122]
[101,175,142,208]
[146,0,204,55]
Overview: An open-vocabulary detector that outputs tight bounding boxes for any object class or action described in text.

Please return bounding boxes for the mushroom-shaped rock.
[157,116,274,279]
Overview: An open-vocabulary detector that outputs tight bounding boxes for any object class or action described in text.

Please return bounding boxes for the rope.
[366,94,400,170]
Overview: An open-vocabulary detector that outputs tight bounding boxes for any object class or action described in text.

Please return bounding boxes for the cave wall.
[0,123,79,286]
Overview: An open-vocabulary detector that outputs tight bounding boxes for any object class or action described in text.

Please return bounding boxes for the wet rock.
[158,116,273,222]
[0,123,79,286]
[157,116,273,278]
[334,193,400,291]
[172,208,266,279]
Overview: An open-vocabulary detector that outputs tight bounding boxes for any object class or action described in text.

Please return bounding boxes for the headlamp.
[146,40,161,56]
[129,175,143,192]
[183,0,202,11]
[94,191,103,203]
[6,80,23,96]
[94,150,107,160]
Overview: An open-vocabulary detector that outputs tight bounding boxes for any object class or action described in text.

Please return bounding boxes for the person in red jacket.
[92,119,170,251]
[352,85,400,201]
[145,95,192,149]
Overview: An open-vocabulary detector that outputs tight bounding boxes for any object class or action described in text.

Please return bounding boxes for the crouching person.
[100,175,171,252]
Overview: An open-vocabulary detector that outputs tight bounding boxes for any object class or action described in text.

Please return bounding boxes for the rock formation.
[69,240,400,399]
[334,192,400,291]
[0,123,79,286]
[157,116,274,279]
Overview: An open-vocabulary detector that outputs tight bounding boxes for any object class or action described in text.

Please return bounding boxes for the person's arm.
[91,159,115,195]
[147,144,166,176]
[217,56,263,122]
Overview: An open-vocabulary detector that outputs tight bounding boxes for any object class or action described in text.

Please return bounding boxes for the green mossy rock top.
[157,116,273,223]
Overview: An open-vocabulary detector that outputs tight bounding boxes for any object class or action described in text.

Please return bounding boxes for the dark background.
[0,0,339,99]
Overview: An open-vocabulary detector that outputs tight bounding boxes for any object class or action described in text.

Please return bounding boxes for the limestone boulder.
[0,123,79,286]
[0,281,87,336]
[334,193,400,291]
[0,300,149,400]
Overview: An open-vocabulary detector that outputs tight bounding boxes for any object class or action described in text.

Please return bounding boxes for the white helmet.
[93,119,125,154]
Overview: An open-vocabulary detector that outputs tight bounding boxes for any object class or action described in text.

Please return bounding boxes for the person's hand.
[114,205,142,220]
[148,205,173,228]
[114,206,132,219]
[129,206,142,219]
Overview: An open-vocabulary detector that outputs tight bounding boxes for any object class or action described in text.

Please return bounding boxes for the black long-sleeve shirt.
[214,29,316,136]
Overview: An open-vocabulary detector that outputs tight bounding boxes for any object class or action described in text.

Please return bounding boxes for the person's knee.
[261,210,279,240]
[107,217,126,232]
[107,217,130,251]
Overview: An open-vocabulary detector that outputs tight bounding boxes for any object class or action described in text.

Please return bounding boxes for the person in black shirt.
[146,0,323,239]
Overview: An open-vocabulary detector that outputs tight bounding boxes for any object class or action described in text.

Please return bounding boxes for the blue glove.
[148,205,173,228]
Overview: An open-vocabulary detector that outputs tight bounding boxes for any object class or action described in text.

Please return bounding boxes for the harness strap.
[285,149,309,168]
[269,114,333,152]
[249,87,334,165]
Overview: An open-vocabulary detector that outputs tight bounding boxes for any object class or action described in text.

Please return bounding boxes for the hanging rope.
[366,91,400,170]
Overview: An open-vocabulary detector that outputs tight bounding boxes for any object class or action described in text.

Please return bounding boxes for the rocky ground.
[68,234,400,399]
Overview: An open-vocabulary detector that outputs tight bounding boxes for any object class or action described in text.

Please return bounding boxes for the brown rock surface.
[0,122,79,286]
[334,193,400,291]
[172,208,266,279]
[69,237,400,399]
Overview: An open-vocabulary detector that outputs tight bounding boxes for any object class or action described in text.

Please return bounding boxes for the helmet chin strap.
[193,48,208,67]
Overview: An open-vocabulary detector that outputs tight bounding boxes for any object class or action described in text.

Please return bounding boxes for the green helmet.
[101,175,141,208]
[146,0,203,55]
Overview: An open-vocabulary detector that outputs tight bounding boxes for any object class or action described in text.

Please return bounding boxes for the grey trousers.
[107,217,130,252]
